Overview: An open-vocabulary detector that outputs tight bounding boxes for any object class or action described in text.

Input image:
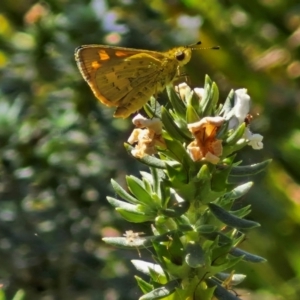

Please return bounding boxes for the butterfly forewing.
[75,46,134,106]
[76,46,164,104]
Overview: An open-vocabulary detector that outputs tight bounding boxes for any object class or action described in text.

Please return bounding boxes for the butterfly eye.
[175,51,185,61]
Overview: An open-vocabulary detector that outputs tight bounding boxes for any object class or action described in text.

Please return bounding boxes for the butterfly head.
[172,46,193,67]
[171,42,220,67]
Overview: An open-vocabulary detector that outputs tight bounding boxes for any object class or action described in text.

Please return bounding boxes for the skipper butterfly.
[75,42,218,118]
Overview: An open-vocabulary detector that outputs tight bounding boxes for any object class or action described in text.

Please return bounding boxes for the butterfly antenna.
[188,41,220,51]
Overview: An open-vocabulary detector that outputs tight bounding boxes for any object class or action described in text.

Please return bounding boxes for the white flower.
[132,114,162,134]
[233,89,250,123]
[175,82,192,101]
[244,128,264,150]
[128,114,165,158]
[227,89,263,150]
[194,88,205,100]
[175,83,204,102]
[228,89,250,129]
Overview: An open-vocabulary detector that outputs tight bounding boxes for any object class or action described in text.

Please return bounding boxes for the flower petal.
[233,89,251,124]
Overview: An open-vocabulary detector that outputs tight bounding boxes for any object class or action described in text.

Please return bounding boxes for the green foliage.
[0,290,25,300]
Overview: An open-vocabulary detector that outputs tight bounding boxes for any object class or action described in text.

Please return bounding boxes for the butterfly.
[75,42,218,118]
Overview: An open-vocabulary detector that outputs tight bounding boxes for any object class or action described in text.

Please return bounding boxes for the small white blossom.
[234,89,250,123]
[228,89,250,129]
[175,83,204,103]
[244,128,264,150]
[175,82,192,101]
[227,89,263,150]
[132,114,162,134]
[128,114,165,158]
[194,88,205,100]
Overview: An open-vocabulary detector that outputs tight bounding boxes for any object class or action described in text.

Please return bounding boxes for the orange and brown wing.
[75,45,165,109]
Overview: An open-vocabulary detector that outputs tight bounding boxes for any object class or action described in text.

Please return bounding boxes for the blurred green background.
[0,0,300,299]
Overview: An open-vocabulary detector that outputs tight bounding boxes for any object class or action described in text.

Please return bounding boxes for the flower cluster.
[128,83,263,162]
